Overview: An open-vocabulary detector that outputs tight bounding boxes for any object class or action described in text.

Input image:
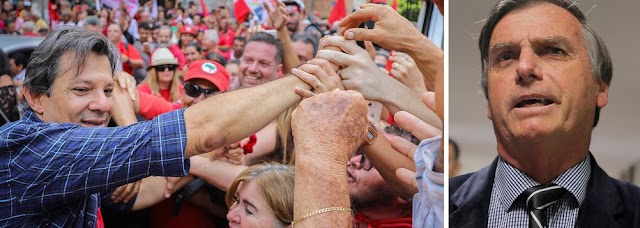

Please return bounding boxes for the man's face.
[152,28,159,42]
[346,151,397,210]
[8,58,21,76]
[84,24,101,33]
[157,28,172,47]
[292,41,314,63]
[30,52,114,127]
[184,46,202,63]
[5,22,15,33]
[107,24,122,43]
[486,3,608,144]
[233,39,245,57]
[285,6,301,33]
[139,28,150,41]
[218,12,229,29]
[238,41,281,88]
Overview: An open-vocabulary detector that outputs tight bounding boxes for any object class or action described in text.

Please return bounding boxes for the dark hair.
[8,52,28,69]
[245,32,284,64]
[186,42,202,53]
[3,17,15,26]
[24,27,118,97]
[205,52,228,66]
[449,138,460,161]
[478,0,612,127]
[0,49,10,76]
[234,36,246,43]
[292,32,319,57]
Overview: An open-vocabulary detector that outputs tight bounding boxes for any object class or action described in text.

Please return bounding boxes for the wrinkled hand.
[390,92,443,191]
[264,1,287,31]
[111,180,141,203]
[316,35,388,101]
[292,90,369,163]
[390,52,429,93]
[292,58,345,98]
[338,4,424,53]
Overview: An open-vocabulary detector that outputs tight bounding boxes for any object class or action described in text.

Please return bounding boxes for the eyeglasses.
[184,81,220,98]
[355,150,373,171]
[154,64,177,71]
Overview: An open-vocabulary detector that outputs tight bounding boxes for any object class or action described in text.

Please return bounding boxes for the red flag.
[200,0,209,17]
[234,0,251,23]
[328,0,346,27]
[391,0,397,11]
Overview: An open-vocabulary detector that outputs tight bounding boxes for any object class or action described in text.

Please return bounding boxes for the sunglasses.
[154,64,177,71]
[184,81,220,98]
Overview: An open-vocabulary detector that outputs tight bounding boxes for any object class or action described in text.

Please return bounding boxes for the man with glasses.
[347,127,413,227]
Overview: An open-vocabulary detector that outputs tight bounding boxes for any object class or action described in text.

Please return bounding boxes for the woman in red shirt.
[137,47,183,103]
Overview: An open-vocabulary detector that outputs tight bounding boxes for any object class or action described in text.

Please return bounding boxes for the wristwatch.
[364,123,378,145]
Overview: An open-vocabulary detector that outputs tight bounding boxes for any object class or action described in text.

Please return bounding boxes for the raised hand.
[292,58,345,98]
[390,52,429,93]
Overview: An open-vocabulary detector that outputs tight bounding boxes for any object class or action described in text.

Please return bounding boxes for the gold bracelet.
[291,207,351,226]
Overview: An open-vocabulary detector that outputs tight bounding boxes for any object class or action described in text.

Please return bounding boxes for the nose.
[88,90,111,113]
[515,48,543,85]
[347,155,362,170]
[247,62,259,73]
[226,204,241,223]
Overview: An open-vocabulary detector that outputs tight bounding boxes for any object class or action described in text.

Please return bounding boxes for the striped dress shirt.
[487,155,591,228]
[0,109,190,227]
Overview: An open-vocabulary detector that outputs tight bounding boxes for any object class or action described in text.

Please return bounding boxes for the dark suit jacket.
[449,155,640,227]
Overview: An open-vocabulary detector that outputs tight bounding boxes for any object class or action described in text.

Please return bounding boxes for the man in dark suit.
[450,1,640,227]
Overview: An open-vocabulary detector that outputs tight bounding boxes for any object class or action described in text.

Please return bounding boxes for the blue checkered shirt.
[0,109,190,227]
[487,155,591,228]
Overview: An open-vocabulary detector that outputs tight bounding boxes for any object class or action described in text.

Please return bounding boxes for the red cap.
[184,60,230,92]
[370,0,387,3]
[180,25,196,35]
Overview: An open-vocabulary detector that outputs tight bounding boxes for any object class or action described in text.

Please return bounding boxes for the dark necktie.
[523,183,568,228]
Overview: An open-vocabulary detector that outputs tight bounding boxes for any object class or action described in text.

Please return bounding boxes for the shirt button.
[88,221,94,226]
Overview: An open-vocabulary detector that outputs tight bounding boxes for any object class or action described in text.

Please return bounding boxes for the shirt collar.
[494,154,591,212]
[22,109,43,123]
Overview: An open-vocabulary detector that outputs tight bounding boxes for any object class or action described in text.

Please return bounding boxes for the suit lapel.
[575,155,621,227]
[449,158,498,227]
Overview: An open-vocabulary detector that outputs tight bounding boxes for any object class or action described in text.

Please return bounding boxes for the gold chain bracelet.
[291,207,351,226]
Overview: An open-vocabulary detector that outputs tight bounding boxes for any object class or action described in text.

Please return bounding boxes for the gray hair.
[203,29,219,44]
[478,0,612,127]
[83,16,101,27]
[24,26,119,98]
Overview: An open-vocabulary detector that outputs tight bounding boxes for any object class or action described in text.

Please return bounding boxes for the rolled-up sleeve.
[1,109,189,214]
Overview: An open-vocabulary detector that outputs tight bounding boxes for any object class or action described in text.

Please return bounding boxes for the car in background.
[0,34,45,61]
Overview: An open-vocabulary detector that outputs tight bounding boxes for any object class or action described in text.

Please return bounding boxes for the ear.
[23,86,46,115]
[277,63,283,75]
[486,102,493,121]
[596,80,609,109]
